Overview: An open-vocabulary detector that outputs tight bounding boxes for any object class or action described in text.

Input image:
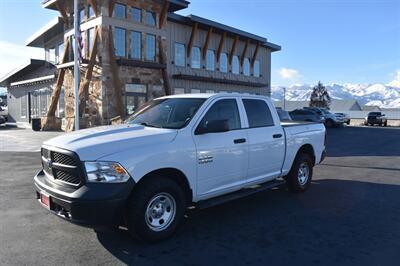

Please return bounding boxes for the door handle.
[273,134,283,139]
[234,138,246,144]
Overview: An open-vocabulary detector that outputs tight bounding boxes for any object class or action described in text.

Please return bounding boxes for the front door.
[193,98,248,199]
[125,84,148,115]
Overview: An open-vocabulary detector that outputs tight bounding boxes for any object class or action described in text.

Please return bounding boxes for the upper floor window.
[130,31,141,60]
[191,47,201,69]
[49,47,56,63]
[243,58,250,76]
[219,53,228,73]
[131,7,141,22]
[58,42,64,62]
[145,34,156,61]
[174,88,185,94]
[88,4,95,18]
[114,3,126,19]
[254,60,260,77]
[114,27,126,57]
[206,50,215,71]
[174,43,185,67]
[232,55,239,74]
[88,28,95,57]
[79,8,85,23]
[146,11,156,26]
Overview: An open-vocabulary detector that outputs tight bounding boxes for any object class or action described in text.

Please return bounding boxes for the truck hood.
[43,124,178,160]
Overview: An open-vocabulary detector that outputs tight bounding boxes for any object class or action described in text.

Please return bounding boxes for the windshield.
[126,98,206,129]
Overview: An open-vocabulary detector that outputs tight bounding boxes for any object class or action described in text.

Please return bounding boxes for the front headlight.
[84,161,131,183]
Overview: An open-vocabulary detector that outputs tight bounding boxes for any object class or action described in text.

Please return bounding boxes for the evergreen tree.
[309,81,331,109]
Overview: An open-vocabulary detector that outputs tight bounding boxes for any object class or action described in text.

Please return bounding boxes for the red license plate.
[40,193,50,209]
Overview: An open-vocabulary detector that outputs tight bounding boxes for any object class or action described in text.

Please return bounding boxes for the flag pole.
[73,0,80,130]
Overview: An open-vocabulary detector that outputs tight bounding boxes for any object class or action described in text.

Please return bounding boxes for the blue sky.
[0,0,399,90]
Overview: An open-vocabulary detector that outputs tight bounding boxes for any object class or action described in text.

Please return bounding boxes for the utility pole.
[283,87,286,111]
[73,0,80,130]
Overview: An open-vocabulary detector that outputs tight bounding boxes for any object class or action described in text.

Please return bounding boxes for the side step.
[196,179,286,209]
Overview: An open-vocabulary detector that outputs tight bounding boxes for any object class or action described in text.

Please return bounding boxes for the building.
[0,0,280,131]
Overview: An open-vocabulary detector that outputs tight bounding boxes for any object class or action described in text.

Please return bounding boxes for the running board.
[196,179,286,209]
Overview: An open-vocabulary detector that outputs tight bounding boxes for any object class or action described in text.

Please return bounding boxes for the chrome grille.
[41,147,82,186]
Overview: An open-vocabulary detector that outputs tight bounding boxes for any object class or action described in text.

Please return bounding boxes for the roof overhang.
[0,59,52,87]
[168,13,281,51]
[26,17,64,48]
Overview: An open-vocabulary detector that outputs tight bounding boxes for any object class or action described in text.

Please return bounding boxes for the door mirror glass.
[196,119,230,135]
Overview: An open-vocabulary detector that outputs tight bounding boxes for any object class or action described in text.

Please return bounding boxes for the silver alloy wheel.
[145,192,176,232]
[297,162,310,186]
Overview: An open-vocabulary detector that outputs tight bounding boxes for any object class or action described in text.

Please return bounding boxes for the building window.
[219,53,228,73]
[79,8,85,23]
[174,88,185,94]
[206,50,215,71]
[191,89,201,94]
[114,3,126,19]
[20,95,27,118]
[145,11,156,26]
[130,31,141,59]
[243,58,250,76]
[191,47,201,69]
[131,7,141,22]
[88,28,95,57]
[232,55,239,74]
[114,27,126,57]
[145,34,156,61]
[125,84,147,115]
[88,4,95,18]
[58,42,64,62]
[254,60,260,77]
[49,48,56,63]
[174,43,185,67]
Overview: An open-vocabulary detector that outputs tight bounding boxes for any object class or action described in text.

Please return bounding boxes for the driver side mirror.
[195,119,230,135]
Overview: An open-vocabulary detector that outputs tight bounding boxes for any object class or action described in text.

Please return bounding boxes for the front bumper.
[34,170,135,227]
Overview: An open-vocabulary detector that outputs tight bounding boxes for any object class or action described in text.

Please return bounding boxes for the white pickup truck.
[34,94,326,242]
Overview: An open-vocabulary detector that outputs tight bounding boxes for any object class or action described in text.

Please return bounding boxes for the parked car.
[0,115,6,125]
[335,113,351,125]
[34,94,327,242]
[276,107,292,121]
[365,112,387,126]
[304,107,343,127]
[289,109,325,123]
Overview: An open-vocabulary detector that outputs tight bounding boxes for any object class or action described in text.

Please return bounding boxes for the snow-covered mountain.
[271,81,400,108]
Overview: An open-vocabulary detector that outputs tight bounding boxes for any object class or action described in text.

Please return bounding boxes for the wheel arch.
[133,168,193,204]
[296,144,316,166]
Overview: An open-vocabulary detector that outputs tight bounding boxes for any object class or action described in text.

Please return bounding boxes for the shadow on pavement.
[96,179,400,266]
[326,126,400,157]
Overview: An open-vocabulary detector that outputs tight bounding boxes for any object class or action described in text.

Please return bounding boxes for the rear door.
[241,98,285,184]
[193,98,248,198]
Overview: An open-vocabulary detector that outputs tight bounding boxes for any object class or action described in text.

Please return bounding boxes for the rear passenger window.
[200,99,241,130]
[243,99,274,128]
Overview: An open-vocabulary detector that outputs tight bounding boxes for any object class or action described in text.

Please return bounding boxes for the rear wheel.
[384,121,388,127]
[125,177,186,242]
[326,119,334,128]
[285,153,313,193]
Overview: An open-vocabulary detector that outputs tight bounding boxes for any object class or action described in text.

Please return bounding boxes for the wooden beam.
[216,32,227,62]
[109,0,116,17]
[108,27,125,118]
[158,37,172,95]
[241,39,250,66]
[78,27,100,115]
[252,42,260,66]
[187,22,198,58]
[87,0,99,17]
[45,38,70,118]
[202,27,213,60]
[159,0,169,29]
[55,1,68,24]
[229,35,239,64]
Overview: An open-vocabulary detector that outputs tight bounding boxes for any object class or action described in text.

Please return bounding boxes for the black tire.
[326,119,334,128]
[346,120,350,125]
[285,153,313,193]
[384,121,388,127]
[125,177,186,242]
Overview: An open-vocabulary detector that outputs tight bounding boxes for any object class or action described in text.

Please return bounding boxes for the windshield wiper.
[138,122,162,128]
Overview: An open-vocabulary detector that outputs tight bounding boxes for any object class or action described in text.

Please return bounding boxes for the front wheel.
[125,177,186,242]
[285,153,313,193]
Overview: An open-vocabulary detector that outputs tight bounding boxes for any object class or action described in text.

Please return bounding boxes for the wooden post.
[87,0,99,17]
[109,0,116,17]
[159,37,172,96]
[216,32,226,62]
[159,0,169,29]
[55,1,68,24]
[78,27,100,115]
[229,35,239,64]
[187,22,198,58]
[108,27,126,118]
[252,42,260,66]
[241,39,250,66]
[202,27,213,60]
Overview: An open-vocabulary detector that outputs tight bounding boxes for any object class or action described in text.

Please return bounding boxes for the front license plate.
[40,193,51,209]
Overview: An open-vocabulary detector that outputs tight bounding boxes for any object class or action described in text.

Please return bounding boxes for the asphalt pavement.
[0,126,399,266]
